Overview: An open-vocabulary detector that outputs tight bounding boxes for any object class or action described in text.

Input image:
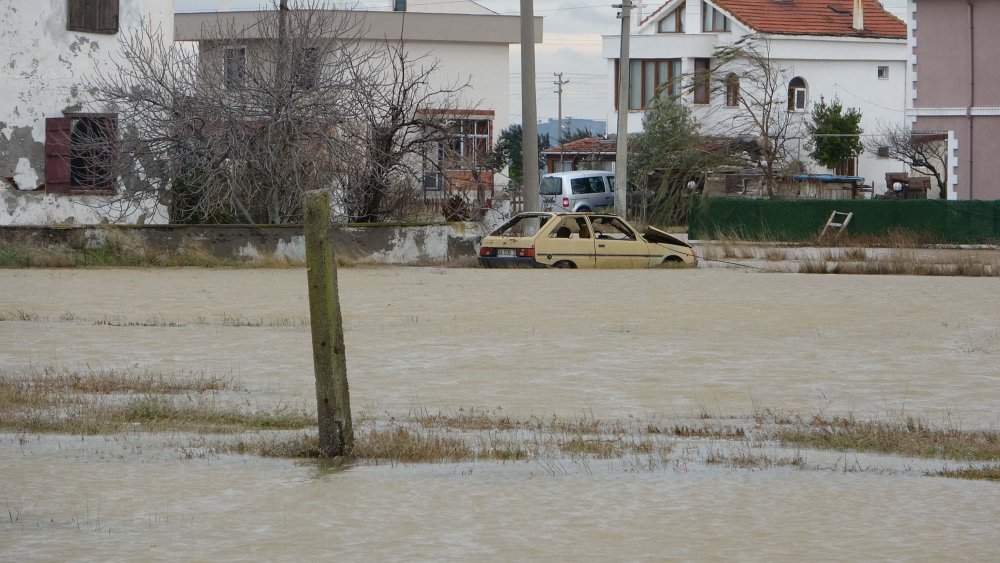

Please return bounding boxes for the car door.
[603,174,616,208]
[591,215,651,268]
[534,216,597,268]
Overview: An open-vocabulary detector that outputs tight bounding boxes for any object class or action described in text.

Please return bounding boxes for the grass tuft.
[776,415,1000,462]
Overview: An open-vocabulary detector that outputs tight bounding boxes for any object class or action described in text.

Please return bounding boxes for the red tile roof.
[544,136,618,155]
[713,0,906,38]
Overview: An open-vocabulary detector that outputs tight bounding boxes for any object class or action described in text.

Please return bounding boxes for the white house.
[603,0,908,194]
[0,0,175,225]
[175,1,540,202]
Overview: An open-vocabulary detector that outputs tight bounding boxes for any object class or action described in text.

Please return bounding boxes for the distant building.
[603,0,908,194]
[907,0,1000,200]
[176,1,539,201]
[537,118,608,143]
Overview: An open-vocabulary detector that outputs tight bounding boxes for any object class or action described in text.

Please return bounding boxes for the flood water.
[2,267,999,560]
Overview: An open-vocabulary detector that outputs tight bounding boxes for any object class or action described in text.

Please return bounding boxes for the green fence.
[688,198,1000,244]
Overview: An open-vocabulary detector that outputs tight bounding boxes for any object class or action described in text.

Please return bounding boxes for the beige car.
[478,212,697,269]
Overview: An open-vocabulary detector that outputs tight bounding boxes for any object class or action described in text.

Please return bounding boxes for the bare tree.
[335,39,473,222]
[865,123,949,199]
[84,1,476,224]
[709,36,807,198]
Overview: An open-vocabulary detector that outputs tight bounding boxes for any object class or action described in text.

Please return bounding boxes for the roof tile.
[644,0,906,39]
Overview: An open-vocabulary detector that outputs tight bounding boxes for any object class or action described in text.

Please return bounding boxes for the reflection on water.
[2,267,999,559]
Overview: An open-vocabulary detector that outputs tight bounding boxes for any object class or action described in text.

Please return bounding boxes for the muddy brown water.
[2,267,999,560]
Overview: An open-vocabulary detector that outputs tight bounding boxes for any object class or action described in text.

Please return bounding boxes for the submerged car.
[478,212,697,269]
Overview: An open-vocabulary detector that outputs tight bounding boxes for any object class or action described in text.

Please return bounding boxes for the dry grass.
[799,252,999,277]
[0,308,311,329]
[1,366,240,394]
[930,465,1000,481]
[0,367,306,435]
[814,229,929,248]
[776,415,1000,462]
[705,447,806,470]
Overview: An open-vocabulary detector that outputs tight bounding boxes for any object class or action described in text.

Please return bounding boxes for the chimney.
[853,0,864,31]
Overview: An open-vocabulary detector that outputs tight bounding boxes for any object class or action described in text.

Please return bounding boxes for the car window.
[606,175,614,192]
[539,177,563,196]
[570,178,588,195]
[591,216,636,240]
[491,214,551,237]
[548,217,593,239]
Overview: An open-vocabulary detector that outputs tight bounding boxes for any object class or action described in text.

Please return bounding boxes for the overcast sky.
[175,0,908,125]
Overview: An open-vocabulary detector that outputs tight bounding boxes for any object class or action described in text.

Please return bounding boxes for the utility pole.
[613,0,632,217]
[554,72,570,169]
[520,0,539,211]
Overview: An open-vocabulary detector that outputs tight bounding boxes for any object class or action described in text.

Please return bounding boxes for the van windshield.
[539,177,563,196]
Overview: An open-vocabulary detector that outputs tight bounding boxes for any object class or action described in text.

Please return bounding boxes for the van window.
[540,177,563,196]
[571,176,605,194]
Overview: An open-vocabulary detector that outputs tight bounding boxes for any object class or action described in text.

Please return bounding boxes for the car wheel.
[576,206,591,213]
[662,256,684,265]
[552,260,576,269]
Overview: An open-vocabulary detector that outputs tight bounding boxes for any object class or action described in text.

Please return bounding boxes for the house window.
[877,146,891,159]
[788,77,807,112]
[725,73,740,106]
[292,48,320,90]
[877,65,889,80]
[657,3,685,33]
[45,115,118,193]
[67,0,119,34]
[446,119,493,166]
[694,58,711,105]
[224,47,247,89]
[615,59,682,110]
[835,157,857,177]
[426,115,494,197]
[702,5,730,32]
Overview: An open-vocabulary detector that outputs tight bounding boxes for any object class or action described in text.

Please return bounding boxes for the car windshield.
[539,177,562,196]
[490,214,552,237]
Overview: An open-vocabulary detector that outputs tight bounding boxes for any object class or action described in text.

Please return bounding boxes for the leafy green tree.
[807,96,863,171]
[630,96,734,226]
[488,124,550,186]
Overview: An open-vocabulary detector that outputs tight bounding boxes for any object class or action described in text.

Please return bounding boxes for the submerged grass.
[776,415,1000,462]
[930,465,1000,481]
[6,364,1000,479]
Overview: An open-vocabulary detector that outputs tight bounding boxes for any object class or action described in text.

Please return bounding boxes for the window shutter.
[45,117,73,193]
[98,0,119,33]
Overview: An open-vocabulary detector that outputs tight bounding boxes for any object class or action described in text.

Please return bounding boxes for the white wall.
[0,0,173,225]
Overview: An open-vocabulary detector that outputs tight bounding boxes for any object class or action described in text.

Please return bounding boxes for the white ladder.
[820,211,853,238]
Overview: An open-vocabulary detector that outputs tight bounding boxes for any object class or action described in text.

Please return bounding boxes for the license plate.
[497,248,516,257]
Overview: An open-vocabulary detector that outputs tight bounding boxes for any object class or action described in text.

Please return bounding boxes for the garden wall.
[0,223,484,265]
[688,199,1000,244]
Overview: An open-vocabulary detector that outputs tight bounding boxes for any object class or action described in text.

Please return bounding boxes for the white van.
[539,170,615,213]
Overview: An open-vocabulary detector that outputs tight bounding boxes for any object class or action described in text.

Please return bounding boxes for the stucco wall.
[0,0,173,225]
[0,223,484,265]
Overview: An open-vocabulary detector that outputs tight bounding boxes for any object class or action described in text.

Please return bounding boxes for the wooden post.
[303,190,353,457]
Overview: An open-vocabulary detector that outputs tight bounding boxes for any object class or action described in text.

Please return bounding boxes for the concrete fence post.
[303,190,353,456]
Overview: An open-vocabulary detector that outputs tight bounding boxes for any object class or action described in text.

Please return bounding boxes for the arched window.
[788,77,807,112]
[725,73,740,107]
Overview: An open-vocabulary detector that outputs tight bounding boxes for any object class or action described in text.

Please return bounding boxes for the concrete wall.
[0,0,174,225]
[0,223,484,265]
